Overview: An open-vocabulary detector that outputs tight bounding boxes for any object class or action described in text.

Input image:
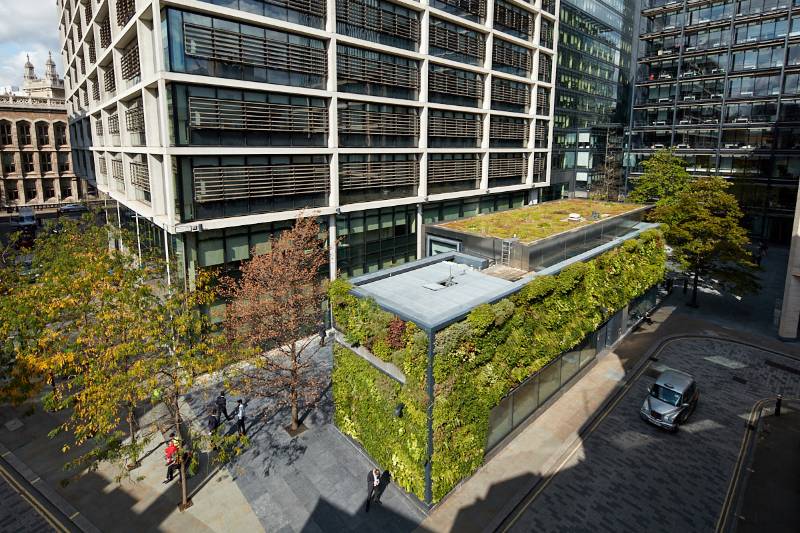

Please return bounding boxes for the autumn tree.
[224,216,328,433]
[653,175,758,307]
[628,149,692,205]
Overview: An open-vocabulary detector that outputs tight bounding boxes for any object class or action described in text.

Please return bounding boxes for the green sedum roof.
[439,199,647,244]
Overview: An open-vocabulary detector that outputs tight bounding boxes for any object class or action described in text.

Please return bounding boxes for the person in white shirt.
[235,399,246,436]
[366,468,381,512]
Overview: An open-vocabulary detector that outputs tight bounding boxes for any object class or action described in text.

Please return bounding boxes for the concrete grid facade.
[58,0,559,282]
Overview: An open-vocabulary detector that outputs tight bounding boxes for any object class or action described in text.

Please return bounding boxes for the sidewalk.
[419,282,800,533]
[0,397,263,532]
[736,401,800,533]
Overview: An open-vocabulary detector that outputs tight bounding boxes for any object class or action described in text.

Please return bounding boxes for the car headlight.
[663,410,679,422]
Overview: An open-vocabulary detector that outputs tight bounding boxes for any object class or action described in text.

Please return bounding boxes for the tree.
[224,216,328,433]
[589,152,624,202]
[628,149,692,204]
[653,175,758,307]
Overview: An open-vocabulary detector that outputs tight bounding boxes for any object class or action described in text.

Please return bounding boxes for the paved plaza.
[507,336,800,532]
[0,472,51,533]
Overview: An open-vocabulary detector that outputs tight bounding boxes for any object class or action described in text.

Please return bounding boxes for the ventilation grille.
[99,18,112,48]
[104,68,116,93]
[188,96,328,133]
[116,0,136,28]
[108,113,120,134]
[494,1,533,39]
[193,162,329,202]
[125,104,145,133]
[435,0,486,18]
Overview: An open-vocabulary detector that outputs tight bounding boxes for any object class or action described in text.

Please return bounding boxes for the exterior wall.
[550,0,636,196]
[58,0,559,281]
[0,96,80,208]
[780,184,800,338]
[628,0,800,243]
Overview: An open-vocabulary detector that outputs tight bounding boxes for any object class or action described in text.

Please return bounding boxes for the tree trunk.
[290,342,299,431]
[172,397,190,510]
[127,404,140,469]
[689,270,700,308]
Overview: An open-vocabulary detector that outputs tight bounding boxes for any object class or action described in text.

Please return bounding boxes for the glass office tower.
[545,0,636,199]
[58,0,558,282]
[629,0,800,242]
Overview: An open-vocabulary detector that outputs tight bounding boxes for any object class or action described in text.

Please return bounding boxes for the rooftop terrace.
[438,199,647,244]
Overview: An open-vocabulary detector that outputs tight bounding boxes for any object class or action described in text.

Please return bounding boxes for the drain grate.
[732,376,747,384]
[765,359,800,376]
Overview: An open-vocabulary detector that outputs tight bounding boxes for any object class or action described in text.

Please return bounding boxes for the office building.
[0,56,84,208]
[629,0,800,240]
[58,0,558,284]
[546,0,636,199]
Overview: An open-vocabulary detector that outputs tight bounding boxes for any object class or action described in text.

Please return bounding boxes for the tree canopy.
[653,175,757,306]
[628,149,692,204]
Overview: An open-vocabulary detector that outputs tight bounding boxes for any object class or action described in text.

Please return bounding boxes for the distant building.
[0,55,89,208]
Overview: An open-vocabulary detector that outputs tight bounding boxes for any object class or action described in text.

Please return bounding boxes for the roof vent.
[568,213,582,222]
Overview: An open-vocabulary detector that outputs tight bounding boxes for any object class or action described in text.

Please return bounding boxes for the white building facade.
[58,0,558,284]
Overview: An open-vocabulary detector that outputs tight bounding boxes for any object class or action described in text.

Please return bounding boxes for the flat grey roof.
[349,222,660,332]
[354,260,513,328]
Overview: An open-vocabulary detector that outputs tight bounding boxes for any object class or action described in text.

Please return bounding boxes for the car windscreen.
[651,384,682,406]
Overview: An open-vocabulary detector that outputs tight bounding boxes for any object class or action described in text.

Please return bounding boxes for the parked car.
[57,203,89,218]
[640,369,699,431]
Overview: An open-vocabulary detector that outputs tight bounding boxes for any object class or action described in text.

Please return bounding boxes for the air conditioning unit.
[655,120,667,125]
[659,73,673,79]
[685,46,697,52]
[740,91,754,96]
[679,119,691,124]
[659,97,672,102]
[734,117,750,123]
[699,18,711,23]
[657,49,665,56]
[684,95,696,101]
[747,37,758,42]
[703,118,718,124]
[724,143,739,148]
[743,65,756,70]
[712,93,723,99]
[682,71,695,78]
[676,143,691,149]
[741,144,754,149]
[665,25,676,30]
[652,143,666,149]
[711,68,725,74]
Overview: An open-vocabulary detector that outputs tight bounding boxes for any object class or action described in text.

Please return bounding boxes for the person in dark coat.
[365,468,381,512]
[235,399,246,436]
[376,470,391,503]
[207,408,219,436]
[216,391,231,421]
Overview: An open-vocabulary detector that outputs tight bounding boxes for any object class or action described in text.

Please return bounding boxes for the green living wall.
[330,281,429,499]
[330,229,666,503]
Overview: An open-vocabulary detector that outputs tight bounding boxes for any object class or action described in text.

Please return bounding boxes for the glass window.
[486,395,512,449]
[512,375,538,428]
[538,359,561,403]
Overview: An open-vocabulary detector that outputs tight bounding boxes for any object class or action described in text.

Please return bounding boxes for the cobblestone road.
[509,337,800,533]
[0,472,52,533]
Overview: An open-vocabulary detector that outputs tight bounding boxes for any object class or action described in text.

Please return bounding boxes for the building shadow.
[303,494,429,533]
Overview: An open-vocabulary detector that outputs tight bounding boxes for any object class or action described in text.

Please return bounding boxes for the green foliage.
[628,149,692,205]
[653,175,758,303]
[330,231,667,503]
[333,344,428,499]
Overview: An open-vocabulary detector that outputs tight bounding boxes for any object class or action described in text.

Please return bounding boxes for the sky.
[0,1,63,89]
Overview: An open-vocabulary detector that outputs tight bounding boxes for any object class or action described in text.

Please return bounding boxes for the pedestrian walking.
[207,408,219,436]
[235,399,246,436]
[216,391,231,421]
[319,323,327,347]
[365,468,381,512]
[164,438,180,483]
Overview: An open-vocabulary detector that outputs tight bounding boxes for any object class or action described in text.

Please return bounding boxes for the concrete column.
[779,186,800,339]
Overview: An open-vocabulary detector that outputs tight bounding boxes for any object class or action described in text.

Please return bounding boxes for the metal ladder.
[500,240,513,266]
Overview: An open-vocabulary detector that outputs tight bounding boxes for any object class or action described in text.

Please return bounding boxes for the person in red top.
[164,436,180,484]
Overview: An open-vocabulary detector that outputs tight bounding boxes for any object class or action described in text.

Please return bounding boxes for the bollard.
[776,394,782,417]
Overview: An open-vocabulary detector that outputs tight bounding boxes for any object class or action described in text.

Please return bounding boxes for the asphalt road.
[504,336,800,533]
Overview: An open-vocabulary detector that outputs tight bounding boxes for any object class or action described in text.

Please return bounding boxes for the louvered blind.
[188,96,328,133]
[429,67,484,99]
[339,157,418,190]
[338,107,420,136]
[428,156,481,183]
[193,163,329,202]
[337,46,420,89]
